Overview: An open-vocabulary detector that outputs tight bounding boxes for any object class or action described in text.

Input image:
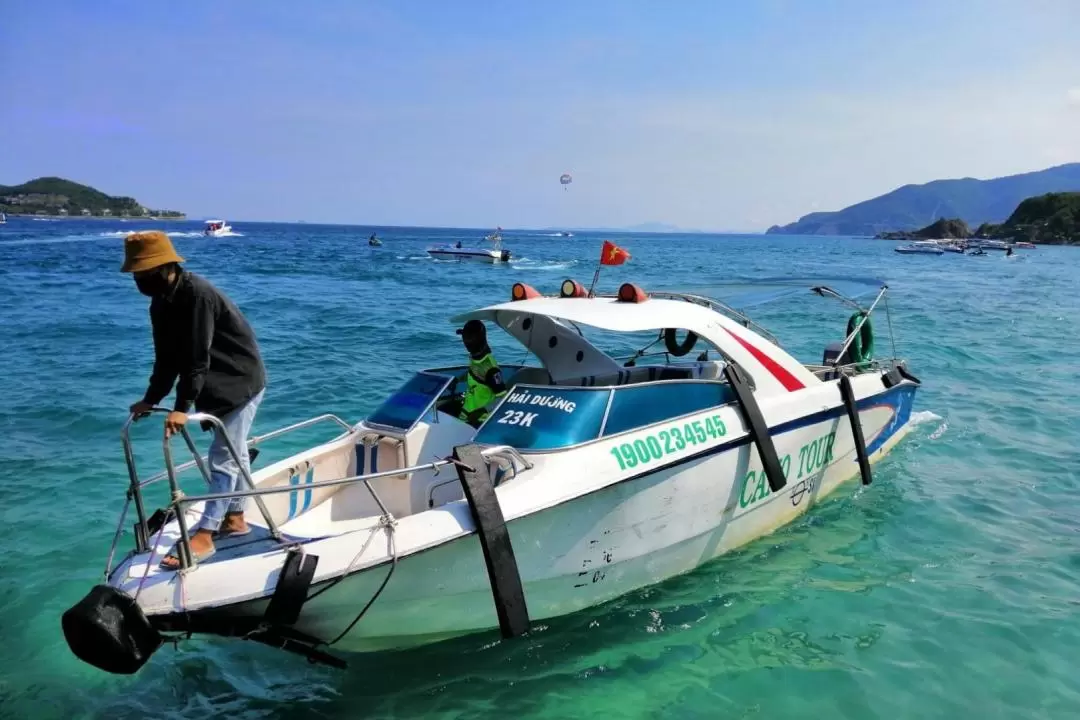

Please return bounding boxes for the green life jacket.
[461,352,505,423]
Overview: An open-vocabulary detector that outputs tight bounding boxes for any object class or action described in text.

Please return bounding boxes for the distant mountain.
[766,163,1080,236]
[0,176,184,218]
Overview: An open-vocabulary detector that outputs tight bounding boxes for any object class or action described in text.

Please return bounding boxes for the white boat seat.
[507,367,552,387]
[563,365,690,387]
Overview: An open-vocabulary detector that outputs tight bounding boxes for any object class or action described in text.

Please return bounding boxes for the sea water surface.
[0,219,1077,719]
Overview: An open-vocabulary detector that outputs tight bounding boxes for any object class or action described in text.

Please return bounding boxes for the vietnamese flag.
[600,240,631,266]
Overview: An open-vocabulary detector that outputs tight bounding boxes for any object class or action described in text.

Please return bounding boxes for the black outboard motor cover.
[500,250,511,262]
[62,584,163,674]
[821,341,850,380]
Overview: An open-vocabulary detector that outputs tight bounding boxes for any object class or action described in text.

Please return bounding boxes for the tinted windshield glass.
[601,381,735,436]
[475,386,610,451]
[367,372,453,430]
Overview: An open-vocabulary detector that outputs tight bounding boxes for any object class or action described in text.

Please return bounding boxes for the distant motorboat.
[204,220,232,237]
[894,241,944,255]
[937,241,966,253]
[1014,241,1036,249]
[427,230,512,263]
[555,231,574,237]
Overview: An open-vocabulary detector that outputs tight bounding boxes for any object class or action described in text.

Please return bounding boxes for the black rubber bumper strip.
[839,374,873,486]
[453,443,530,639]
[722,363,787,493]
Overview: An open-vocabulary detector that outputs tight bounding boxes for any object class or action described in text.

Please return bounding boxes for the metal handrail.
[173,443,532,505]
[631,290,782,346]
[120,407,533,572]
[120,409,354,553]
[136,413,354,489]
[162,414,285,565]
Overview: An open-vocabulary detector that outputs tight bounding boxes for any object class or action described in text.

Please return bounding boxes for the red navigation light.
[511,282,541,301]
[560,278,587,298]
[617,282,648,303]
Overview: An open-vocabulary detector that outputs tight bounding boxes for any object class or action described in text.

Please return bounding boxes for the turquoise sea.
[1,219,1078,719]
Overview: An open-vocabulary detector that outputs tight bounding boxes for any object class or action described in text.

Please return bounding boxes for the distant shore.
[2,213,188,221]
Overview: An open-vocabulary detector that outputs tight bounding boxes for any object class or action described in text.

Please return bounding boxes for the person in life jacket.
[448,319,507,426]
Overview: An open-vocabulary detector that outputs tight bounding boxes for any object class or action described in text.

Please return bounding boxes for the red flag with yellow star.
[600,239,631,266]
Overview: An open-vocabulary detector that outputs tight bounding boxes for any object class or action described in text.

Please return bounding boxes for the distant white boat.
[204,220,232,237]
[427,230,512,263]
[0,212,6,224]
[894,241,944,255]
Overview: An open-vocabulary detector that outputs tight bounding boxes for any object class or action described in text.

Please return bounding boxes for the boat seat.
[559,360,727,388]
[507,367,552,387]
[693,360,727,380]
[563,365,695,387]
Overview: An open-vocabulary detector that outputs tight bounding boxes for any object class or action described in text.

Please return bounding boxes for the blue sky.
[2,0,1078,230]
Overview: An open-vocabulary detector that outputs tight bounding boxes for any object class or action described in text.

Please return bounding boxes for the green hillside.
[0,177,184,218]
[980,192,1080,245]
[876,217,971,240]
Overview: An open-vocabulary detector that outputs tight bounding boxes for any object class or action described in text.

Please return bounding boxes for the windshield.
[367,371,454,431]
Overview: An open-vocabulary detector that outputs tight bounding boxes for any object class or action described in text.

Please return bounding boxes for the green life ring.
[846,311,874,365]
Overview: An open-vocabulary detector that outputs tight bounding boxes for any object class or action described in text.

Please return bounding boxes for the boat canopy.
[452,294,820,395]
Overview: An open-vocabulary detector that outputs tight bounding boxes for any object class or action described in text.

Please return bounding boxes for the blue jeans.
[196,389,264,532]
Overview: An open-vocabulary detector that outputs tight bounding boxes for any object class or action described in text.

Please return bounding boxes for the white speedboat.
[428,230,511,263]
[204,219,232,237]
[972,239,1010,251]
[894,241,944,255]
[62,278,921,674]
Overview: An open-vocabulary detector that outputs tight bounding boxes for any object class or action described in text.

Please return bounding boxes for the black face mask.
[462,334,487,357]
[134,267,173,297]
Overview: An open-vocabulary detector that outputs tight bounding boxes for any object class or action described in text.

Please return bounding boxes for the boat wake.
[100,230,205,238]
[509,258,580,271]
[910,410,947,439]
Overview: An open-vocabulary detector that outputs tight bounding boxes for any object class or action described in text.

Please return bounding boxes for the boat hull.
[147,380,917,654]
[427,247,508,263]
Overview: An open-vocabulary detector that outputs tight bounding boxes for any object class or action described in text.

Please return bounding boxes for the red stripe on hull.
[723,328,805,392]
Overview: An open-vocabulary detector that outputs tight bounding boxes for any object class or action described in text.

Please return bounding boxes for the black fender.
[61,585,163,675]
[663,328,698,357]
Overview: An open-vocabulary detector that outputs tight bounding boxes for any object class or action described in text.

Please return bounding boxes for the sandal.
[159,541,216,570]
[213,526,252,540]
[214,513,252,539]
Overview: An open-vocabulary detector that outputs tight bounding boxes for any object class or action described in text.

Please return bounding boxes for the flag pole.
[587,261,602,298]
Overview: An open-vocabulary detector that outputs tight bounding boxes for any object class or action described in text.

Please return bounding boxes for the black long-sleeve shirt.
[142,271,266,418]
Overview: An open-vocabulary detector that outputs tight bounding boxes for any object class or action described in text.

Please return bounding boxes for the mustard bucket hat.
[120,231,185,273]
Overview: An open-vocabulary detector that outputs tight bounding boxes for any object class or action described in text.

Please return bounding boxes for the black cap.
[456,319,486,336]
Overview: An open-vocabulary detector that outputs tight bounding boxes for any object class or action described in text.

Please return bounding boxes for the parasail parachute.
[559,173,572,191]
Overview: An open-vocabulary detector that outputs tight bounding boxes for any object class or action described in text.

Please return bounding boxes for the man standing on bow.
[122,231,267,569]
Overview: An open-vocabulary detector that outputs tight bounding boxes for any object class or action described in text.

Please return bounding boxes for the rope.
[320,520,398,647]
[305,517,383,602]
[884,292,899,361]
[133,515,171,602]
[104,494,132,581]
